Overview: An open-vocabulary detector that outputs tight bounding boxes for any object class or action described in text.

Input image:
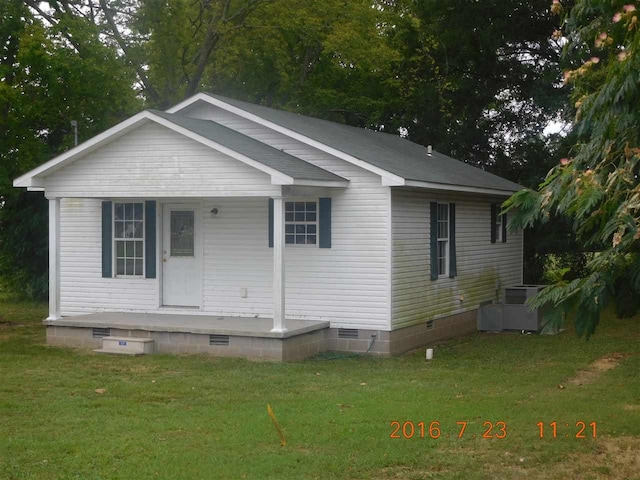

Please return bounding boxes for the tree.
[0,0,139,298]
[505,0,640,336]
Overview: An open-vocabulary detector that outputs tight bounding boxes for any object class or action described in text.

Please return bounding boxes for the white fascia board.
[13,109,298,189]
[13,112,153,188]
[168,94,406,187]
[289,179,349,188]
[147,114,295,185]
[404,180,519,197]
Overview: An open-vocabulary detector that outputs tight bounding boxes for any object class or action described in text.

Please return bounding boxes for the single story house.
[14,93,524,360]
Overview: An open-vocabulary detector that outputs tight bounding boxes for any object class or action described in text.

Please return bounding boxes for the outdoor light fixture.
[210,208,219,215]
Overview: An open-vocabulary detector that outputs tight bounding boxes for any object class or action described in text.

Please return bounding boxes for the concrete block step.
[94,336,154,355]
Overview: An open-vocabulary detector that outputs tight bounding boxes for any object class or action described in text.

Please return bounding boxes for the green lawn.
[1,297,639,480]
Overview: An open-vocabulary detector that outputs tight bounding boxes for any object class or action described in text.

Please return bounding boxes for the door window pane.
[171,211,195,257]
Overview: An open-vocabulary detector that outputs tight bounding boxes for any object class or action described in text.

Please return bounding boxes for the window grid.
[437,203,449,277]
[114,202,144,276]
[495,208,503,242]
[285,201,317,245]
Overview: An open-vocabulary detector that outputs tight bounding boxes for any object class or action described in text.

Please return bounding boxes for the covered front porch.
[45,312,330,361]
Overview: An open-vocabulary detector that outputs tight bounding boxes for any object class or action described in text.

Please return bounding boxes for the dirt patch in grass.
[568,353,629,386]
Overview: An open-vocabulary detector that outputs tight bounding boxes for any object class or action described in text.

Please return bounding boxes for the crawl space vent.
[209,334,230,346]
[338,328,358,339]
[426,320,435,330]
[92,327,111,338]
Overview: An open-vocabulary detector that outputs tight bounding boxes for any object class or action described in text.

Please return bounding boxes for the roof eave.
[404,180,521,196]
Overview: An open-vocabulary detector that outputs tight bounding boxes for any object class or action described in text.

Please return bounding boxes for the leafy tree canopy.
[0,0,139,298]
[506,0,640,336]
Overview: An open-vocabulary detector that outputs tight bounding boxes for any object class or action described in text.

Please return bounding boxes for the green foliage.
[0,0,140,299]
[509,0,640,336]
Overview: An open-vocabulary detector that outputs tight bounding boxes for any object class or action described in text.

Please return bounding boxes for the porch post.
[271,195,287,333]
[47,197,61,320]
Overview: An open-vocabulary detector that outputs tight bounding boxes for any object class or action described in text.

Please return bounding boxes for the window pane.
[115,222,124,239]
[306,202,316,211]
[285,235,294,244]
[438,204,448,221]
[295,224,306,234]
[285,224,295,234]
[306,212,316,222]
[125,241,134,257]
[125,259,134,275]
[285,202,294,212]
[307,224,316,234]
[116,241,124,257]
[308,235,316,244]
[134,259,143,276]
[125,203,133,220]
[115,203,124,221]
[285,213,294,222]
[295,212,305,221]
[116,259,125,275]
[134,221,143,239]
[133,203,143,220]
[170,211,194,257]
[123,222,134,238]
[135,241,143,258]
[295,202,305,211]
[295,235,305,244]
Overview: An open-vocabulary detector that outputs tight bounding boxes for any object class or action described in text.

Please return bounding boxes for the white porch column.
[271,195,287,333]
[47,197,61,320]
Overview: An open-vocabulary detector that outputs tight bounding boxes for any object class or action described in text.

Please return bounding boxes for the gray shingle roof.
[203,93,524,194]
[150,110,346,183]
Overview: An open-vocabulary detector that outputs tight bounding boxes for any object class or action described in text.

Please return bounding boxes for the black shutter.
[490,204,497,243]
[268,198,274,248]
[319,197,332,248]
[102,201,112,278]
[502,213,507,243]
[145,201,156,278]
[430,202,438,280]
[449,203,457,278]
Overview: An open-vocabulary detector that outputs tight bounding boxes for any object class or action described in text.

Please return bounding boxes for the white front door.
[162,204,202,307]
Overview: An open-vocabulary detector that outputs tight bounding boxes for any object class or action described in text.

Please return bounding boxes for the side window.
[437,203,449,277]
[114,202,144,276]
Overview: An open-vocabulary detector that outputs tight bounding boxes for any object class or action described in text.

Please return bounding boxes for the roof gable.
[14,110,347,190]
[170,93,524,195]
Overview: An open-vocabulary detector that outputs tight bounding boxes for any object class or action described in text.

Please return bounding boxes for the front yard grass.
[1,295,639,479]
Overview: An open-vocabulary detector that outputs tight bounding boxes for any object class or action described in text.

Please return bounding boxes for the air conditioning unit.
[503,285,546,331]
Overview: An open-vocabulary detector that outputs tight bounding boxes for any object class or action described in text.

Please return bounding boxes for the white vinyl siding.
[45,123,280,198]
[59,198,158,315]
[391,189,523,329]
[54,104,391,328]
[186,104,391,329]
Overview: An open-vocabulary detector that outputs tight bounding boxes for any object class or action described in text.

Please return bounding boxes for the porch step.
[94,336,154,356]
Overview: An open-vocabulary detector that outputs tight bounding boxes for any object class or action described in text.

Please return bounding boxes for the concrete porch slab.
[44,312,329,339]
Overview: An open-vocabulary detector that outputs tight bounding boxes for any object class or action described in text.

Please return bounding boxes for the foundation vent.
[209,334,230,346]
[338,328,359,339]
[426,320,435,330]
[92,327,111,338]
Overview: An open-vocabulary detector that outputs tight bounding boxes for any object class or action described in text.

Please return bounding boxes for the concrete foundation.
[45,309,478,361]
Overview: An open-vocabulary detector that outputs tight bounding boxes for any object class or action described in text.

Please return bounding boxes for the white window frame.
[437,202,449,278]
[284,200,318,247]
[113,201,145,277]
[495,207,503,242]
